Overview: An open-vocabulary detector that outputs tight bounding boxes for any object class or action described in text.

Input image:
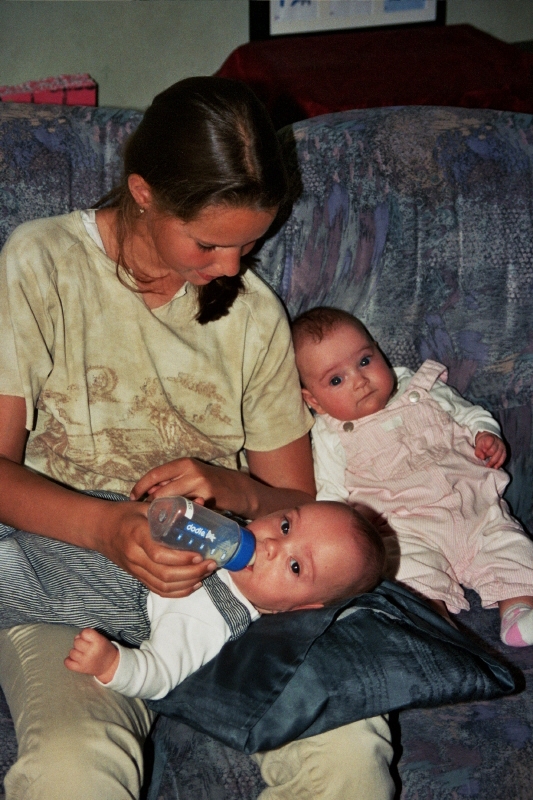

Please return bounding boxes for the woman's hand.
[96,499,216,597]
[131,435,316,520]
[130,457,233,505]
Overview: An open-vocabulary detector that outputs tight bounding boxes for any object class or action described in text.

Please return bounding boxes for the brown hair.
[97,77,289,324]
[292,307,374,353]
[324,503,386,605]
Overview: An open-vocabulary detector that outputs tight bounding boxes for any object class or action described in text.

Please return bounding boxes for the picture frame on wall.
[250,0,446,41]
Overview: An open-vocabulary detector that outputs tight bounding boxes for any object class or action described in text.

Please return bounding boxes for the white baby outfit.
[313,360,533,614]
[103,570,259,700]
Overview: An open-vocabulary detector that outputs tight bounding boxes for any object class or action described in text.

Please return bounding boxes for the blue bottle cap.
[224,527,256,571]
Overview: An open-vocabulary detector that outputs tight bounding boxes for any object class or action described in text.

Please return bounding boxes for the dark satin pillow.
[148,580,515,754]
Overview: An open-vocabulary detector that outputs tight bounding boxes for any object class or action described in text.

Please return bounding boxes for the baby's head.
[231,501,385,613]
[292,307,396,421]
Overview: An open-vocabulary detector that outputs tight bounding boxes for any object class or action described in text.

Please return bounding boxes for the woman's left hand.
[130,457,232,506]
[130,435,316,520]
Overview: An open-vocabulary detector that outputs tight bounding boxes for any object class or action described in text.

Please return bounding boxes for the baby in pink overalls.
[293,306,533,647]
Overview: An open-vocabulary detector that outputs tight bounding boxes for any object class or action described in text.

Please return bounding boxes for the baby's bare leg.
[65,628,120,683]
[499,596,533,614]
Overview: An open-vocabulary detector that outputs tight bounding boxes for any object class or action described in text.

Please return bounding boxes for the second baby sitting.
[292,306,533,648]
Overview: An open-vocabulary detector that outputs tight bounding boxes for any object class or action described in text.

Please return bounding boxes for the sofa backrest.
[0,102,142,249]
[256,106,533,531]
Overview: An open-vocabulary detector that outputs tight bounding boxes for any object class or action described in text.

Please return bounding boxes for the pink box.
[0,74,97,106]
[2,92,32,103]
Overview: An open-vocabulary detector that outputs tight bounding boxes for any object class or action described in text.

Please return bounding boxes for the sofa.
[1,99,533,800]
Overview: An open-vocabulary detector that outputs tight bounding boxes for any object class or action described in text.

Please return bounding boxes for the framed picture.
[250,0,446,40]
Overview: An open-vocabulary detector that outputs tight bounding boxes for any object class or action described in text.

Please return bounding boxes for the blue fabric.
[0,102,142,248]
[398,588,533,799]
[148,581,514,755]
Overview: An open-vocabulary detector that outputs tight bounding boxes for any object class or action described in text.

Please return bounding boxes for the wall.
[0,1,249,110]
[0,0,532,111]
[446,0,533,43]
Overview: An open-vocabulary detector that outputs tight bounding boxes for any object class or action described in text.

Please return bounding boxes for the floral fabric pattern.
[0,102,142,248]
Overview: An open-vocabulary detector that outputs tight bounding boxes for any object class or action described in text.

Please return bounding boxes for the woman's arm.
[0,395,215,597]
[131,433,316,519]
[245,434,316,515]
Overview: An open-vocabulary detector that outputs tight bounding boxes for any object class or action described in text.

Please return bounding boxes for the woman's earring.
[139,206,145,215]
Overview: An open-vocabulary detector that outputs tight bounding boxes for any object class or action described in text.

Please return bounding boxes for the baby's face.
[231,501,366,613]
[296,323,395,421]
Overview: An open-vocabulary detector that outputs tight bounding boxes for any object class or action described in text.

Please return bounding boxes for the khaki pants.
[0,624,154,800]
[0,624,395,800]
[254,715,394,800]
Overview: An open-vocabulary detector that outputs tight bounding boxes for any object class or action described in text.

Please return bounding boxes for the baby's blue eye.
[281,518,290,535]
[360,356,371,367]
[330,376,342,386]
[198,243,215,252]
[290,558,300,575]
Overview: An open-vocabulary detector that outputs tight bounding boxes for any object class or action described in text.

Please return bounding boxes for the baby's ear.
[301,387,325,415]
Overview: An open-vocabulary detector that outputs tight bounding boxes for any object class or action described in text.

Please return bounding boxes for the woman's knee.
[5,720,151,800]
[5,720,147,800]
[0,624,154,800]
[254,716,395,800]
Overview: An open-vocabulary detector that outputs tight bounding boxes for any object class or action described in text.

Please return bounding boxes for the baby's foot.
[500,604,533,647]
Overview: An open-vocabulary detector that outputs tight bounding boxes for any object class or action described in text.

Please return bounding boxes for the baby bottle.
[148,496,256,571]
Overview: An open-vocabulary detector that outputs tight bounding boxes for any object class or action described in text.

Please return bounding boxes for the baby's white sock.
[500,603,533,647]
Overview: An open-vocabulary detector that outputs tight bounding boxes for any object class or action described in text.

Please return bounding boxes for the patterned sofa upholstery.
[1,101,533,800]
[255,107,533,800]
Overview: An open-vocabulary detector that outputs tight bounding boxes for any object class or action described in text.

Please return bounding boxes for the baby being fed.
[0,500,385,699]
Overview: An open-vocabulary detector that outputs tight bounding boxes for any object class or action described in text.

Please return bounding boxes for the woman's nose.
[214,248,242,277]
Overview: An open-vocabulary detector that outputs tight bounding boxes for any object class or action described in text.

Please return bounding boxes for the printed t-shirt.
[0,211,312,493]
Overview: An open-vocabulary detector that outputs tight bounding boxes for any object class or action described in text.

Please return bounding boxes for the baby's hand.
[64,628,119,685]
[474,432,507,469]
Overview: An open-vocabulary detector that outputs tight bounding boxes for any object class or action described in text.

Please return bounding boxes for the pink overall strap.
[404,360,449,394]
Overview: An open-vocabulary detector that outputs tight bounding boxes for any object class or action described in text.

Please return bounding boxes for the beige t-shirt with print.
[0,212,312,494]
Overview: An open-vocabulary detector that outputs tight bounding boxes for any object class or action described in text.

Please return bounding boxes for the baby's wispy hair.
[292,307,374,352]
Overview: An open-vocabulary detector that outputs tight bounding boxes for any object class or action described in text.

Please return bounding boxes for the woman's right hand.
[95,499,216,598]
[0,395,215,597]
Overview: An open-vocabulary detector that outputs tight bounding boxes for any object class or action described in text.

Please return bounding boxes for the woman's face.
[140,202,277,287]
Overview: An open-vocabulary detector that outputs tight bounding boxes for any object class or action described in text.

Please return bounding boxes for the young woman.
[0,77,394,800]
